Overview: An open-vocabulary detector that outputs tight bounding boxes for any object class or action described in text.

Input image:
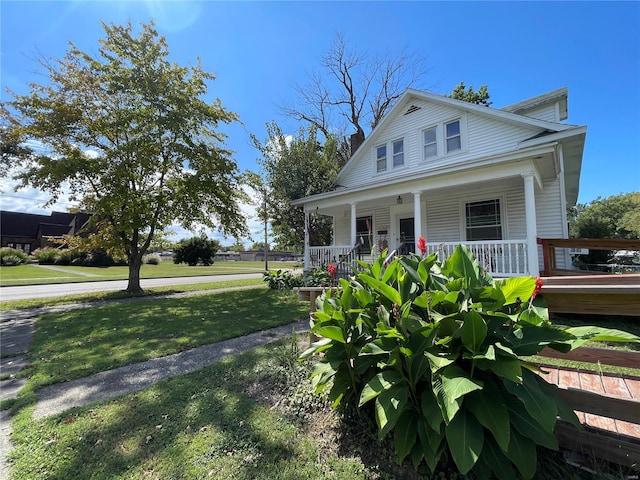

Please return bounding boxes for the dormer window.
[445,120,461,153]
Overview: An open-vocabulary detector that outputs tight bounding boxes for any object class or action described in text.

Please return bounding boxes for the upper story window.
[465,199,502,241]
[423,127,437,159]
[422,116,466,161]
[445,120,461,153]
[392,139,404,167]
[376,145,387,173]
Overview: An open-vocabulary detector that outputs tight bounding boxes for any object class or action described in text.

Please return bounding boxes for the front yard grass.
[16,288,308,394]
[0,261,298,286]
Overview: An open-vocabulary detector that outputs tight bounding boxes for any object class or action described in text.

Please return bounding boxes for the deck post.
[522,173,539,275]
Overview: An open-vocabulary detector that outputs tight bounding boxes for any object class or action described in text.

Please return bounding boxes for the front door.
[399,217,415,255]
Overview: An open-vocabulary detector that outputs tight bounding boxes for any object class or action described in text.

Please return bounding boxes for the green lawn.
[0,261,299,286]
[16,288,308,392]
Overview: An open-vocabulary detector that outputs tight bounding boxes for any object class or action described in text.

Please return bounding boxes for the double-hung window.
[423,127,437,159]
[376,145,387,173]
[465,199,502,241]
[392,139,404,167]
[445,120,462,153]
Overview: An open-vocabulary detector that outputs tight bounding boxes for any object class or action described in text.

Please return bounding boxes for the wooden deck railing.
[538,237,640,276]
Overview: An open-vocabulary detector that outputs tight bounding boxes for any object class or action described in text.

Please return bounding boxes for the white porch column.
[522,173,539,275]
[413,191,422,246]
[304,210,310,269]
[350,203,357,246]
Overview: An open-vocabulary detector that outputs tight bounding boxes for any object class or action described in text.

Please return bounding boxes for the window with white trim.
[356,215,373,252]
[465,199,502,241]
[376,145,387,173]
[392,139,404,167]
[445,120,461,153]
[423,127,437,159]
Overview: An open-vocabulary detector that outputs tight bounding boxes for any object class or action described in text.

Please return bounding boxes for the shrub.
[301,245,639,478]
[143,254,161,265]
[173,236,220,266]
[33,247,61,264]
[0,247,29,265]
[263,269,303,289]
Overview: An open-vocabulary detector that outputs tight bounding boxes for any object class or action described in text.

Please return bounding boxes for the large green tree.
[569,191,639,264]
[252,122,339,251]
[1,21,246,292]
[449,81,492,106]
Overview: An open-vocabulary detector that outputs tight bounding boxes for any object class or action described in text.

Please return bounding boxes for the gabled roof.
[0,210,90,239]
[501,87,568,120]
[338,88,577,182]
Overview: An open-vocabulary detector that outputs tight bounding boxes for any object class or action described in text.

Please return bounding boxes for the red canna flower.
[417,237,427,256]
[532,277,543,299]
[327,263,337,279]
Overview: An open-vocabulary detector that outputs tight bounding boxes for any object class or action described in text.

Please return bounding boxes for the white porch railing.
[309,240,528,276]
[308,245,355,268]
[426,240,528,277]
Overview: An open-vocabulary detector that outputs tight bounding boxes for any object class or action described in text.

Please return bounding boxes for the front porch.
[308,239,529,277]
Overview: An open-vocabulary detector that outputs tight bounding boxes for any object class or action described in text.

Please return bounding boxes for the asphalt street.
[0,273,263,302]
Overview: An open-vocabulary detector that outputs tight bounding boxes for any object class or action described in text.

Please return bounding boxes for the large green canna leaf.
[506,429,537,479]
[375,384,409,439]
[477,436,517,480]
[441,365,484,402]
[359,369,404,406]
[420,387,444,433]
[445,408,484,474]
[465,378,510,452]
[394,409,419,462]
[506,397,558,450]
[475,355,523,383]
[504,369,557,432]
[461,311,487,354]
[313,325,346,343]
[358,273,402,305]
[562,326,640,349]
[441,244,481,287]
[494,276,535,308]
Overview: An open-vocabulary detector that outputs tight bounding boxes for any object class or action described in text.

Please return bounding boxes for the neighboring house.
[0,210,91,253]
[292,87,586,277]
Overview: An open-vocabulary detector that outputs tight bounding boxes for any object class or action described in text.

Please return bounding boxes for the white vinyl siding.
[516,104,559,122]
[535,178,567,270]
[339,99,545,188]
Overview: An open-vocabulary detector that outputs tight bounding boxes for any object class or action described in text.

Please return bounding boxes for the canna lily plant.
[300,245,639,479]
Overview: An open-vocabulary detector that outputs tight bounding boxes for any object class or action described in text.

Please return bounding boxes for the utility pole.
[263,198,268,271]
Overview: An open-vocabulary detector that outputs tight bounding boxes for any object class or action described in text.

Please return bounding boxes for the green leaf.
[507,396,558,450]
[375,384,409,439]
[358,273,402,305]
[465,378,510,452]
[495,276,535,307]
[313,325,345,344]
[421,387,444,433]
[475,355,522,383]
[359,369,404,406]
[441,244,481,286]
[425,351,456,372]
[329,366,353,407]
[563,326,640,349]
[461,311,487,354]
[504,369,557,432]
[441,365,483,402]
[479,436,516,480]
[394,409,418,462]
[506,429,537,479]
[445,408,484,474]
[433,371,462,423]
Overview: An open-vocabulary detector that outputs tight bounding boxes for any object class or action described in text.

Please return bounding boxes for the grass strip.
[18,289,308,392]
[0,278,265,311]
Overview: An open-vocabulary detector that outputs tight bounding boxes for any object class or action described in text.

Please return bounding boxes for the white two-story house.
[292,87,586,277]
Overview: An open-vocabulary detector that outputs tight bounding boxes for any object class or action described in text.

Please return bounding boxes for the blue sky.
[1,1,639,244]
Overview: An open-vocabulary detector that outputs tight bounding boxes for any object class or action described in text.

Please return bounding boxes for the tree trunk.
[126,254,144,293]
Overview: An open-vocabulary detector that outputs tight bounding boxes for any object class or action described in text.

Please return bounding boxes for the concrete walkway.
[0,287,309,478]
